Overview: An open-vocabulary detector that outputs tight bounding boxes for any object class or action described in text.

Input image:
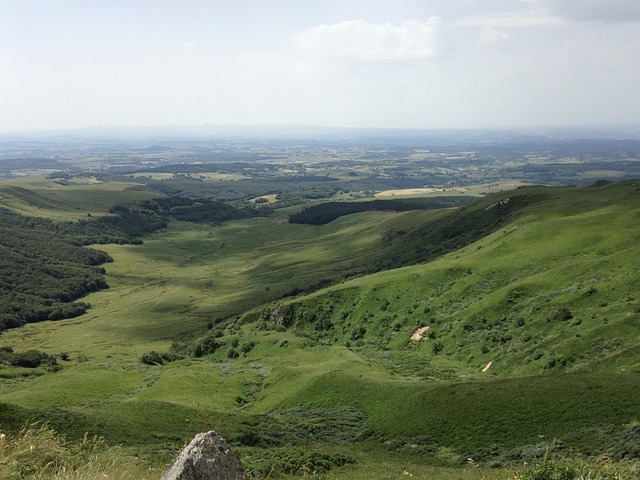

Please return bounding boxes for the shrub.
[549,308,573,322]
[241,341,256,355]
[140,351,164,365]
[350,326,366,341]
[0,349,57,368]
[191,337,220,357]
[140,350,184,365]
[245,448,356,477]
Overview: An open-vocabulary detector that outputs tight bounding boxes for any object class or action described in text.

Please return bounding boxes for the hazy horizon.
[2,1,640,133]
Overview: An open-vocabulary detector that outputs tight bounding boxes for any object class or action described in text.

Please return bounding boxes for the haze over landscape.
[2,2,640,479]
[2,0,640,132]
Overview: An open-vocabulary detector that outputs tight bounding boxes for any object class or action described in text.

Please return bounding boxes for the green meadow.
[0,176,160,220]
[1,177,639,478]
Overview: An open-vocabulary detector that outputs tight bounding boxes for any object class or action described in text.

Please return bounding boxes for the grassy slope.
[260,181,640,376]
[0,176,159,220]
[0,187,424,469]
[1,180,639,476]
[234,181,640,461]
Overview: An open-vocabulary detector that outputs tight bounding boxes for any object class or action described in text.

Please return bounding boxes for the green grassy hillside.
[0,176,160,220]
[1,179,639,478]
[249,181,640,376]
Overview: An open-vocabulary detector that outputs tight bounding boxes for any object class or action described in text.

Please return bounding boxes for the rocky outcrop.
[161,431,246,480]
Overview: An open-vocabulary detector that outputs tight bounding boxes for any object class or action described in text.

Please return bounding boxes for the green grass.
[0,423,158,479]
[0,176,160,220]
[1,180,640,477]
[281,370,640,455]
[0,208,408,361]
[255,182,640,377]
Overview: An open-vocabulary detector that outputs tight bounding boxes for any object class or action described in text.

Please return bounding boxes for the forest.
[0,210,112,330]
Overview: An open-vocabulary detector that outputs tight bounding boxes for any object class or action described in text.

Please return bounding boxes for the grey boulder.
[161,431,246,480]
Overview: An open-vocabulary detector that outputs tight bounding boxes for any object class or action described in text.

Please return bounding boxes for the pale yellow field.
[375,181,530,198]
[251,194,278,203]
[375,187,468,197]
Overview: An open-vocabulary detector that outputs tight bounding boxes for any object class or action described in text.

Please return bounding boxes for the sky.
[1,0,640,132]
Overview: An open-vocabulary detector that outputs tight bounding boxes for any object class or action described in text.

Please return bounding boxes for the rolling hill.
[1,178,639,478]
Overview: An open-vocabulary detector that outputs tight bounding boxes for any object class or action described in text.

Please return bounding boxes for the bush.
[140,351,164,365]
[191,337,220,357]
[0,349,57,368]
[245,448,356,477]
[241,341,256,355]
[140,350,184,365]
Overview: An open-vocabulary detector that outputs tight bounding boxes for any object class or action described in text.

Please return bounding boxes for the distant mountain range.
[2,123,640,144]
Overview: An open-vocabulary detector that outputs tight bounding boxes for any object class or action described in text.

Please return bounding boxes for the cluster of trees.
[0,346,58,368]
[0,222,107,331]
[62,205,167,244]
[0,203,171,333]
[288,197,472,225]
[139,350,183,365]
[137,196,271,224]
[0,192,273,334]
[0,204,166,246]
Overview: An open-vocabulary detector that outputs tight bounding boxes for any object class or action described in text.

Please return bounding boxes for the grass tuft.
[0,423,156,479]
[515,452,639,480]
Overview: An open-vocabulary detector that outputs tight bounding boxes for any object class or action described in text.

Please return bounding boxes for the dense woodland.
[0,220,109,331]
[288,197,472,225]
[137,196,271,223]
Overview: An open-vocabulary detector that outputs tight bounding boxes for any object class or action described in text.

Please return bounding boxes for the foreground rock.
[161,431,246,480]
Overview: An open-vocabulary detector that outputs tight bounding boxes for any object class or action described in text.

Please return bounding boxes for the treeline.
[137,175,448,204]
[0,205,167,246]
[288,197,473,225]
[138,176,343,203]
[0,224,109,332]
[138,196,271,224]
[0,203,170,334]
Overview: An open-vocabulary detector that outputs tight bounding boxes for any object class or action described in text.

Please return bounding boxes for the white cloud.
[478,27,508,46]
[536,0,640,23]
[459,1,640,28]
[291,18,442,62]
[181,40,198,52]
[1,1,639,131]
[458,10,564,28]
